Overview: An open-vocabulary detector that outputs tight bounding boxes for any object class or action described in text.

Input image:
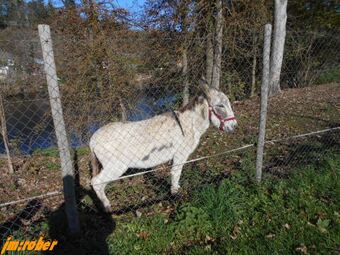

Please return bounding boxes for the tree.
[179,0,190,106]
[288,0,340,31]
[203,1,214,87]
[27,0,54,25]
[0,0,26,28]
[211,0,224,90]
[203,0,224,90]
[269,0,287,96]
[143,0,193,106]
[62,0,76,9]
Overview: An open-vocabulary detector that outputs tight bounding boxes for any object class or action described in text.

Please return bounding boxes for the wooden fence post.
[0,94,14,174]
[38,24,80,233]
[256,24,272,183]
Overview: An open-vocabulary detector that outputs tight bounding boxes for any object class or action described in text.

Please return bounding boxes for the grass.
[33,147,59,157]
[45,161,60,171]
[316,67,340,84]
[38,149,339,255]
[33,146,90,158]
[104,150,339,255]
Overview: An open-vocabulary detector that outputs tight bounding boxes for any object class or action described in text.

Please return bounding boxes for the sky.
[115,0,145,13]
[46,0,146,13]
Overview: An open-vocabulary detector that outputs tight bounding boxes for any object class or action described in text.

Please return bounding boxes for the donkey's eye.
[216,104,224,108]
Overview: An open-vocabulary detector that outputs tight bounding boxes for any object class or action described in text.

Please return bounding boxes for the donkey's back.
[89,113,183,170]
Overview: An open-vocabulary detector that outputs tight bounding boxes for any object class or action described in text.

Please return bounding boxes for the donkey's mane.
[179,95,207,113]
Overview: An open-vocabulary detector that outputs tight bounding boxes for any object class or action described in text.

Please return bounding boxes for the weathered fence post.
[256,24,272,183]
[0,94,14,174]
[38,24,80,233]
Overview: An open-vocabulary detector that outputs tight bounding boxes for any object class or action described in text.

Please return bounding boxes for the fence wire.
[0,24,339,252]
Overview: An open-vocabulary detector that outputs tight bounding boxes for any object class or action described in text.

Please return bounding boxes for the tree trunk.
[182,47,189,106]
[206,31,214,87]
[251,32,258,97]
[180,2,189,107]
[269,0,287,96]
[211,0,224,90]
[0,94,14,174]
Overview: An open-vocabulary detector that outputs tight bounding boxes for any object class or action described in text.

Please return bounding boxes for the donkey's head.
[201,82,237,132]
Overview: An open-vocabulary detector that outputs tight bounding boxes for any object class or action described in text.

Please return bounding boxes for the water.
[0,94,178,154]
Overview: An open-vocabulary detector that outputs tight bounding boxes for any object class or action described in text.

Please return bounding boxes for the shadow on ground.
[265,131,340,177]
[0,199,42,240]
[46,185,115,255]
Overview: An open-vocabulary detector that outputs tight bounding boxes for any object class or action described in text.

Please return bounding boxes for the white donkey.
[89,83,237,212]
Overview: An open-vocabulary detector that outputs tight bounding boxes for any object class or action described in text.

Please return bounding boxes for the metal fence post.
[256,24,272,183]
[38,24,80,233]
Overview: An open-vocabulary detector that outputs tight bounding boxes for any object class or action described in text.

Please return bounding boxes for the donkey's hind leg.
[170,153,190,195]
[91,165,127,213]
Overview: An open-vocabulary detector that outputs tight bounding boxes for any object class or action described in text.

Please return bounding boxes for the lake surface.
[0,94,177,154]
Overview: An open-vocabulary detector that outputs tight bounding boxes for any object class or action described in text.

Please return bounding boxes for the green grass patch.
[316,67,340,84]
[33,147,59,157]
[46,161,60,171]
[105,150,339,254]
[75,146,90,156]
[32,146,90,158]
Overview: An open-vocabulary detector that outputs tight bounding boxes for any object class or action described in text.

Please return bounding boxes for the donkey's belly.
[130,147,175,169]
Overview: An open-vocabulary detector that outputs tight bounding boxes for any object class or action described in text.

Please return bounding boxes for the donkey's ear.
[199,76,211,102]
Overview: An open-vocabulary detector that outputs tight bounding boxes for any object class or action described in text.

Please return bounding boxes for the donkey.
[89,83,237,212]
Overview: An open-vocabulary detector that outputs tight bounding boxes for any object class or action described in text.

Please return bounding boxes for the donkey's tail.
[90,149,101,177]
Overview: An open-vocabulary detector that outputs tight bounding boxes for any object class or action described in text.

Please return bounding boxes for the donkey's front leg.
[170,153,190,195]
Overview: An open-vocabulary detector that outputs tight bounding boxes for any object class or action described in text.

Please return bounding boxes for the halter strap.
[170,109,185,136]
[208,106,236,131]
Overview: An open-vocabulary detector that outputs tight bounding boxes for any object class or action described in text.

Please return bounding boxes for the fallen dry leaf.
[296,244,308,254]
[136,231,149,239]
[265,233,275,239]
[230,225,241,240]
[283,223,290,230]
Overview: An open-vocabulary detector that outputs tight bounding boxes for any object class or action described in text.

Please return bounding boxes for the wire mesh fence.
[0,22,339,253]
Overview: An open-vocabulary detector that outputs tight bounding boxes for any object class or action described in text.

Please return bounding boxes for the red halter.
[209,106,236,131]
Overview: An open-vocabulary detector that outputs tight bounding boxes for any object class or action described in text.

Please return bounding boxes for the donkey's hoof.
[171,187,180,195]
[104,205,113,214]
